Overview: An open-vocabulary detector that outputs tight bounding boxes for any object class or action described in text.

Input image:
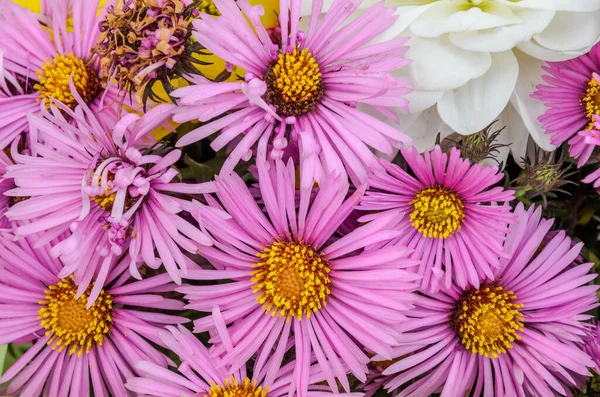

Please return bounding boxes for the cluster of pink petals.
[533,43,600,168]
[126,323,357,397]
[0,0,122,149]
[179,156,421,395]
[377,204,598,397]
[361,146,516,292]
[169,0,412,184]
[4,99,213,305]
[0,235,185,397]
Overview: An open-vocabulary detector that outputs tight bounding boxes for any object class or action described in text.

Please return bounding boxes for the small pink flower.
[533,44,600,168]
[178,156,420,396]
[4,101,213,305]
[0,0,123,149]
[168,0,412,185]
[0,235,186,397]
[361,146,516,292]
[376,204,598,396]
[127,321,356,397]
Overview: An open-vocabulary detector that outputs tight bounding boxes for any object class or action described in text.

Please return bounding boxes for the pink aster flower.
[360,146,516,292]
[4,101,213,305]
[179,157,420,395]
[375,203,598,397]
[0,234,186,397]
[127,322,360,397]
[169,0,411,184]
[533,43,600,169]
[0,0,123,149]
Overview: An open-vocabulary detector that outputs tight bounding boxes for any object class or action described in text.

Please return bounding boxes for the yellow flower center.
[451,284,524,358]
[38,277,113,357]
[206,377,268,397]
[199,0,220,15]
[251,240,331,321]
[93,188,117,211]
[34,53,100,110]
[409,185,465,239]
[265,47,324,117]
[584,77,600,130]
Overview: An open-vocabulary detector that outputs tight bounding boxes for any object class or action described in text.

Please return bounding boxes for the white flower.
[386,0,600,161]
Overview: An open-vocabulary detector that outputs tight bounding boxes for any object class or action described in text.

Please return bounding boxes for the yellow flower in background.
[14,0,110,12]
[11,0,40,12]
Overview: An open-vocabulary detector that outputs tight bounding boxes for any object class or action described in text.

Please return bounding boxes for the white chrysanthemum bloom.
[304,0,600,164]
[393,0,600,163]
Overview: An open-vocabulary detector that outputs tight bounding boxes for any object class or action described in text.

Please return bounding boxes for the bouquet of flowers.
[1,0,600,396]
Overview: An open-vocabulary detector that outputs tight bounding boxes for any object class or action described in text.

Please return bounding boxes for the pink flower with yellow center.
[167,0,411,185]
[4,100,213,305]
[374,204,598,396]
[178,156,420,396]
[0,235,186,397]
[0,0,124,149]
[533,43,600,170]
[361,146,516,292]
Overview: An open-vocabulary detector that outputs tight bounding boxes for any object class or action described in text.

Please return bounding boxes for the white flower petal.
[410,1,522,38]
[495,103,530,167]
[397,105,453,152]
[509,49,556,152]
[448,8,555,53]
[437,51,519,134]
[404,35,492,91]
[516,39,590,62]
[404,89,445,114]
[533,10,600,52]
[506,0,600,12]
[376,5,439,43]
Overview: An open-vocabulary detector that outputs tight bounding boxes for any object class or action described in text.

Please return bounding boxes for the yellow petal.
[12,0,41,12]
[249,0,280,29]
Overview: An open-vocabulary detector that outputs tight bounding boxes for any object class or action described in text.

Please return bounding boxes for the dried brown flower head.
[95,0,207,106]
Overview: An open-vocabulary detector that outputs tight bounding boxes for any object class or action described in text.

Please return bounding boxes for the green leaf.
[577,206,596,226]
[1,343,30,378]
[183,154,218,183]
[0,345,7,376]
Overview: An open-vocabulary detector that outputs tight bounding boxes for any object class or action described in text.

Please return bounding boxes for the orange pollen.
[450,283,524,358]
[38,276,113,357]
[34,52,99,110]
[205,376,268,397]
[251,240,331,321]
[409,185,465,239]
